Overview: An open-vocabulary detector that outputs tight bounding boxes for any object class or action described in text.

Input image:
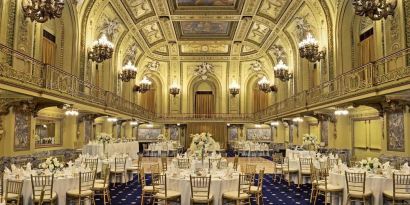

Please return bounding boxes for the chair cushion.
[383,190,410,200]
[126,166,140,171]
[312,180,325,185]
[95,179,104,184]
[300,170,311,175]
[348,190,372,198]
[154,190,181,199]
[283,168,298,173]
[318,184,343,192]
[5,193,19,200]
[110,169,124,173]
[142,186,154,192]
[249,186,261,193]
[66,189,94,197]
[33,192,58,201]
[93,183,109,190]
[222,191,250,200]
[192,194,214,203]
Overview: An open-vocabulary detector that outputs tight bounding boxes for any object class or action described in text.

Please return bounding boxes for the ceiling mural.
[176,0,236,6]
[175,21,237,40]
[258,0,292,23]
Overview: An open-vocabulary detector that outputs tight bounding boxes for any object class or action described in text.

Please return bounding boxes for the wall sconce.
[118,61,137,82]
[169,82,180,97]
[133,76,152,93]
[298,33,325,63]
[258,76,278,93]
[229,81,240,97]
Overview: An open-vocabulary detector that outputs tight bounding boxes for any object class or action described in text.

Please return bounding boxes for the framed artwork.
[246,128,271,141]
[169,126,179,141]
[228,126,238,141]
[14,112,31,151]
[138,128,162,141]
[387,112,405,151]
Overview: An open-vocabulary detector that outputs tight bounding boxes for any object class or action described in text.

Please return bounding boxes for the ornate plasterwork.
[257,0,292,23]
[145,61,160,72]
[270,44,287,62]
[193,62,214,80]
[294,15,312,40]
[121,0,154,23]
[249,60,263,72]
[98,16,121,39]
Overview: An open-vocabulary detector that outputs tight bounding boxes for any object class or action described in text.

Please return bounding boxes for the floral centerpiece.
[96,133,112,144]
[359,158,381,173]
[39,157,64,172]
[190,132,216,156]
[157,133,170,142]
[302,134,319,150]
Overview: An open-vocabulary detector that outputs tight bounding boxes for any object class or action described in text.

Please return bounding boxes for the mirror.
[35,118,62,148]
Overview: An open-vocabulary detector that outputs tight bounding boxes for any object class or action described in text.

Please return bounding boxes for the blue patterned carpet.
[95,173,324,205]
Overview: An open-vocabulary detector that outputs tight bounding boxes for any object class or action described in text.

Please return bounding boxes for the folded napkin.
[26,162,32,171]
[402,162,409,173]
[11,164,17,172]
[4,167,11,174]
[67,161,74,167]
[382,161,391,170]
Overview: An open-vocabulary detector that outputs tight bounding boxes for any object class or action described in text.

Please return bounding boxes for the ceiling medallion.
[88,34,114,63]
[258,76,277,93]
[273,60,293,82]
[352,0,396,20]
[118,61,137,82]
[194,62,214,80]
[22,0,64,23]
[133,76,152,93]
[298,33,325,63]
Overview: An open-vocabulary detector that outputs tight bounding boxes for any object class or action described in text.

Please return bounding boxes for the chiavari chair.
[243,164,257,174]
[95,163,110,184]
[345,171,372,205]
[66,171,96,205]
[222,173,252,205]
[383,173,410,205]
[85,158,99,172]
[233,155,239,171]
[248,169,265,205]
[30,174,57,205]
[161,157,168,172]
[110,157,126,187]
[328,158,339,169]
[282,157,299,186]
[299,158,312,188]
[140,168,155,205]
[126,154,143,183]
[177,158,190,169]
[150,164,161,175]
[272,155,284,182]
[217,159,228,169]
[315,167,343,205]
[4,180,23,205]
[152,173,181,204]
[208,158,221,170]
[93,164,111,205]
[189,175,213,204]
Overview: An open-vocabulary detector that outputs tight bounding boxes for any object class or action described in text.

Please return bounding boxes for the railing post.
[43,64,49,89]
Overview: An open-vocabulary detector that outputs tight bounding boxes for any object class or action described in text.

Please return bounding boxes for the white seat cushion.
[66,189,94,197]
[249,186,261,193]
[154,190,181,199]
[383,190,410,200]
[95,179,104,184]
[348,190,372,198]
[5,193,20,200]
[33,191,58,201]
[142,186,154,192]
[93,183,109,190]
[318,184,343,192]
[192,194,214,203]
[223,191,250,200]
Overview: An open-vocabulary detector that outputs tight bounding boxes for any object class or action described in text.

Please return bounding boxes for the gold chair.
[30,174,58,205]
[345,171,372,205]
[0,172,3,202]
[161,157,168,172]
[126,155,143,183]
[272,155,284,182]
[328,158,339,169]
[299,158,312,188]
[383,173,410,205]
[217,160,228,169]
[95,163,110,184]
[249,169,264,205]
[208,158,221,169]
[66,171,96,205]
[222,173,252,205]
[93,165,111,205]
[283,157,299,186]
[152,173,181,204]
[85,158,99,172]
[140,168,155,205]
[150,164,161,175]
[110,157,126,187]
[233,155,239,171]
[4,180,23,205]
[178,158,190,169]
[244,164,257,174]
[190,175,213,205]
[315,168,343,205]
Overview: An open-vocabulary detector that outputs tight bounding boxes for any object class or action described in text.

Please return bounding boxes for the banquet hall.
[0,0,409,204]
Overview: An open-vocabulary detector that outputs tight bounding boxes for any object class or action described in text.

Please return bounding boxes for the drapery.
[42,38,56,65]
[253,88,268,113]
[359,29,375,65]
[186,122,227,149]
[139,89,156,113]
[195,91,214,115]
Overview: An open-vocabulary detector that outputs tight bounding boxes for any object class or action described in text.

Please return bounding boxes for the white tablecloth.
[329,172,393,205]
[82,141,139,158]
[167,175,239,205]
[286,149,316,158]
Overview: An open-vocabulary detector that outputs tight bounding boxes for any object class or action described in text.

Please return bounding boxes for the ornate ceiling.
[83,0,331,62]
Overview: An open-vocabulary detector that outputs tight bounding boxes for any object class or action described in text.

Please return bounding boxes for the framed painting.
[169,126,180,141]
[228,126,238,141]
[387,112,405,151]
[246,128,271,141]
[14,112,31,151]
[138,128,162,141]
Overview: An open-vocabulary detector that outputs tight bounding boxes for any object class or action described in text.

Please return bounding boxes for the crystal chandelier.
[229,81,240,97]
[63,104,78,116]
[274,60,293,82]
[133,76,152,93]
[22,0,64,23]
[169,83,180,97]
[298,33,325,63]
[334,108,349,116]
[88,34,114,63]
[352,0,396,20]
[258,76,278,93]
[119,61,137,82]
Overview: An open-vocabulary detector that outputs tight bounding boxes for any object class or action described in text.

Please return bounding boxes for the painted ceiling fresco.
[176,0,236,6]
[180,21,230,35]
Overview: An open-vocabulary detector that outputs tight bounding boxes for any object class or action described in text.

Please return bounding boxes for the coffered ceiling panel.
[140,22,165,46]
[121,0,155,23]
[179,42,231,55]
[174,21,238,40]
[245,22,271,46]
[168,0,245,14]
[257,0,292,23]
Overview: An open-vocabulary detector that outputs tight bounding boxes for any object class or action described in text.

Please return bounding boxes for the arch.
[187,75,222,114]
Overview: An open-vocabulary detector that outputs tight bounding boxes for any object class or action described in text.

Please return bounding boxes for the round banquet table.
[82,141,139,158]
[167,174,239,205]
[329,171,393,205]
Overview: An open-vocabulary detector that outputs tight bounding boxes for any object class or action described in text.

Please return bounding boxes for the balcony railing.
[155,113,255,123]
[255,47,410,121]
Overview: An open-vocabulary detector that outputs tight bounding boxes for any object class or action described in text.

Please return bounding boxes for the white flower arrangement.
[190,132,216,154]
[157,133,170,142]
[302,134,319,148]
[359,157,381,172]
[39,157,64,172]
[96,133,112,144]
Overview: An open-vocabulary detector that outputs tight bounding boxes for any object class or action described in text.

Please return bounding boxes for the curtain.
[139,89,156,113]
[186,122,227,148]
[42,38,56,65]
[253,88,268,113]
[195,92,214,115]
[359,31,374,65]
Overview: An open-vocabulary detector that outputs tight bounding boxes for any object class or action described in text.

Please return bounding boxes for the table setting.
[82,133,139,159]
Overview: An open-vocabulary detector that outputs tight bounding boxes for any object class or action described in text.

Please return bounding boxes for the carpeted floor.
[95,173,324,205]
